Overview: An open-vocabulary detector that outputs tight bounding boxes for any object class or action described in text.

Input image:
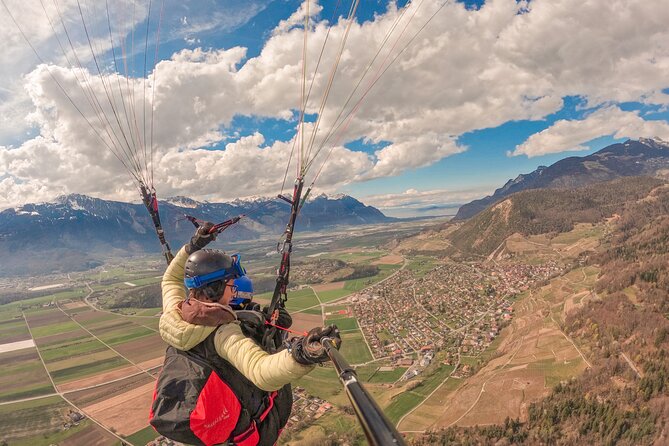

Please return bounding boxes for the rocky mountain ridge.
[454,138,669,220]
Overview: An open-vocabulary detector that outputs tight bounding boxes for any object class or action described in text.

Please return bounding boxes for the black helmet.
[183,248,248,292]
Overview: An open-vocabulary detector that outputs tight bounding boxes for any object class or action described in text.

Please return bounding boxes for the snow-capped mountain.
[0,194,391,276]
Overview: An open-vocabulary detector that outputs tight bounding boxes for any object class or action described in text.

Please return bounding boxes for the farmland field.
[40,338,108,362]
[0,348,54,402]
[385,391,423,424]
[0,397,81,443]
[295,366,349,406]
[29,320,85,338]
[339,330,373,364]
[0,218,437,443]
[324,316,358,331]
[315,288,351,302]
[112,334,165,363]
[355,365,408,383]
[48,351,130,384]
[0,318,30,343]
[284,288,321,311]
[386,364,456,424]
[66,372,154,407]
[126,425,160,446]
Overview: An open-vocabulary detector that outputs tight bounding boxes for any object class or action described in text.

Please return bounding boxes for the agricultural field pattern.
[0,220,606,445]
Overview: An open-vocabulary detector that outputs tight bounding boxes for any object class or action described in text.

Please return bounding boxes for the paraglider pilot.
[151,223,341,446]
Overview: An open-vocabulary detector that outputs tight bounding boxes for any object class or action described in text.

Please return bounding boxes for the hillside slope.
[448,176,665,256]
[412,180,669,446]
[455,138,669,220]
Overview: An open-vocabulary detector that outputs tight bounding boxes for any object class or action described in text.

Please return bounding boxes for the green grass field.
[0,318,29,343]
[412,365,455,397]
[354,365,408,383]
[0,348,54,402]
[316,288,351,303]
[41,338,107,362]
[459,355,480,367]
[407,256,439,278]
[48,354,129,383]
[550,224,604,245]
[339,330,373,364]
[1,289,86,313]
[30,320,82,338]
[285,289,320,311]
[342,264,401,294]
[383,364,455,423]
[257,288,322,312]
[125,276,161,286]
[325,304,348,312]
[0,309,21,322]
[294,366,348,406]
[325,316,358,331]
[258,261,401,308]
[0,396,72,443]
[95,326,156,345]
[126,425,160,445]
[322,251,385,264]
[9,421,100,446]
[0,383,55,402]
[384,391,423,423]
[115,307,162,317]
[369,367,407,383]
[301,307,323,315]
[135,317,160,331]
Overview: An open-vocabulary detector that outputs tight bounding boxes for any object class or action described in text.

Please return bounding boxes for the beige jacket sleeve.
[159,246,216,350]
[214,324,315,391]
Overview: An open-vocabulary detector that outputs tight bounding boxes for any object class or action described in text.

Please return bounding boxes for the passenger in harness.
[151,223,341,446]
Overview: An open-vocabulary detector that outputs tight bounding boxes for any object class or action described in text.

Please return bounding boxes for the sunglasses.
[209,280,239,297]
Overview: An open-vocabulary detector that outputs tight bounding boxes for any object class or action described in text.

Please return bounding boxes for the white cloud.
[273,0,324,36]
[2,0,669,208]
[173,0,271,42]
[362,186,494,209]
[511,107,669,157]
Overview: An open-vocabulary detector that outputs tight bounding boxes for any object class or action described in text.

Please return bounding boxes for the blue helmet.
[233,275,253,293]
[230,275,254,309]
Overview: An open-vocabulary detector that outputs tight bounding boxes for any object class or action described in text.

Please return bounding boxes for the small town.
[352,260,563,374]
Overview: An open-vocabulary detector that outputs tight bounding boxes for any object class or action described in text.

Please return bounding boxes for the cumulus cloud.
[363,186,493,209]
[361,186,493,217]
[510,107,669,157]
[2,0,669,209]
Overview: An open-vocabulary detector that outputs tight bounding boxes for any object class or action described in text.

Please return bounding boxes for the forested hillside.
[448,177,665,256]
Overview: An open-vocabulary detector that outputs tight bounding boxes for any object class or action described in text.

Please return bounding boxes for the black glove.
[185,221,217,254]
[291,325,341,365]
[264,306,292,329]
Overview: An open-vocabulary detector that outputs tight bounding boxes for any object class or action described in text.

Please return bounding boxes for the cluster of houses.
[352,261,563,368]
[284,387,333,431]
[61,410,85,430]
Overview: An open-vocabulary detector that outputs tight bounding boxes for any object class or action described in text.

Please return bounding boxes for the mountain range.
[454,138,669,220]
[0,193,391,276]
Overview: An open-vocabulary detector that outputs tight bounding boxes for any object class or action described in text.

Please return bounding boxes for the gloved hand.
[264,306,292,329]
[185,221,217,254]
[290,325,341,365]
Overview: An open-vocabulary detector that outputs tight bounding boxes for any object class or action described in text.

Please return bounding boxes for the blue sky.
[1,0,668,216]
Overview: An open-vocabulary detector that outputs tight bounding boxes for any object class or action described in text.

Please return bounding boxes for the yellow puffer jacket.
[160,246,314,391]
